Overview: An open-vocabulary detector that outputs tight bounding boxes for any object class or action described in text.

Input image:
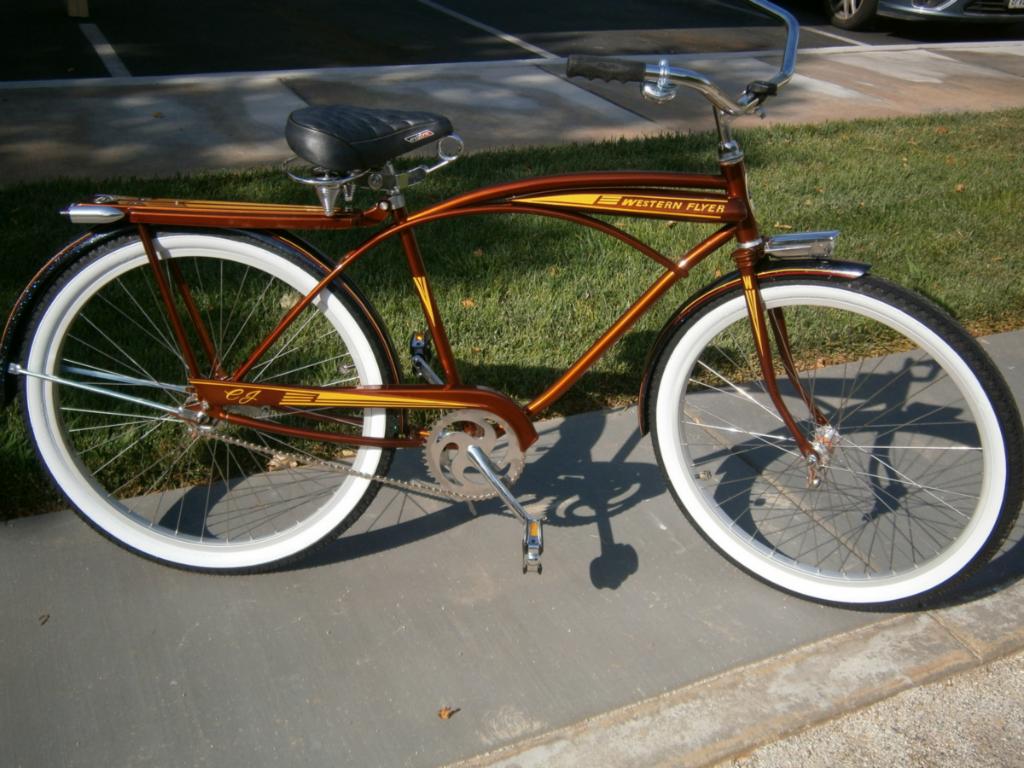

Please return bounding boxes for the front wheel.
[649,276,1022,609]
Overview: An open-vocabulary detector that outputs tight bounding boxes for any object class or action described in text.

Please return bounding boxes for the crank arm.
[466,444,545,575]
[466,444,541,522]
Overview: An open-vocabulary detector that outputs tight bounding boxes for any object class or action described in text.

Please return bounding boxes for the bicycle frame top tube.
[217,153,760,417]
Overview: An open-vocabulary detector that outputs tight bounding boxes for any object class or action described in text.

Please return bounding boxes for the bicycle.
[2,0,1020,610]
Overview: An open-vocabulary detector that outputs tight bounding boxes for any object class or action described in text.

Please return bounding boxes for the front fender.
[1,226,402,409]
[636,258,870,436]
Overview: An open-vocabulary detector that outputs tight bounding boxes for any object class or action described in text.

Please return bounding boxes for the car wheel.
[825,0,878,29]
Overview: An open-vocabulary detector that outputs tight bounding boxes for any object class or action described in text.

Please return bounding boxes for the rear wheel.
[649,276,1022,609]
[21,231,394,572]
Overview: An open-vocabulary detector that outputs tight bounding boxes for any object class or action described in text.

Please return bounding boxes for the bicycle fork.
[733,248,830,487]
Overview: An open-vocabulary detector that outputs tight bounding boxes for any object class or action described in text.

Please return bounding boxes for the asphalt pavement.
[3,41,1024,183]
[1,35,1024,768]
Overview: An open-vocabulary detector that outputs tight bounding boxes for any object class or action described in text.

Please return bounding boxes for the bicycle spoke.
[249,309,325,382]
[694,360,786,424]
[220,270,277,366]
[103,283,183,363]
[257,351,357,384]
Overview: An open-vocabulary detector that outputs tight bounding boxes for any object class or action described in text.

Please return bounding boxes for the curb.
[446,579,1024,767]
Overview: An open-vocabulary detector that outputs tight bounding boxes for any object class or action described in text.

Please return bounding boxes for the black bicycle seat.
[285,105,453,172]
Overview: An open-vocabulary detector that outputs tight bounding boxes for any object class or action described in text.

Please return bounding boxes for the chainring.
[424,409,526,498]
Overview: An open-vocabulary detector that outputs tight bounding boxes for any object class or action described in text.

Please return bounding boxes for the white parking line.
[417,0,558,60]
[803,25,871,47]
[79,23,131,77]
[706,0,870,48]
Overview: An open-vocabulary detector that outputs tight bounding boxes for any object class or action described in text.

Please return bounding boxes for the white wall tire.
[21,232,392,571]
[649,276,1020,608]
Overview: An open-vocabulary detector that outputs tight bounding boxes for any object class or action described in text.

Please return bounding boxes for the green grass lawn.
[2,108,1022,518]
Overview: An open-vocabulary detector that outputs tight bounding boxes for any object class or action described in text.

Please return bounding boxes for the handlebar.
[566,0,799,116]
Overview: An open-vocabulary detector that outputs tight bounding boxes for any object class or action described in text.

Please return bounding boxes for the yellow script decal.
[517,192,727,218]
[224,387,263,405]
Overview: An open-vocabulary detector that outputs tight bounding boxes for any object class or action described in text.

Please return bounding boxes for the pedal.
[523,518,543,575]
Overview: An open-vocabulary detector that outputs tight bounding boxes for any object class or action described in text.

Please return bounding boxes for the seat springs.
[283,134,464,215]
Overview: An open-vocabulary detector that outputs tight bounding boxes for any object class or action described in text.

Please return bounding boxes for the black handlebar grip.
[566,55,646,84]
[746,80,779,98]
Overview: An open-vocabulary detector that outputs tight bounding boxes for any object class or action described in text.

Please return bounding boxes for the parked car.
[825,0,1024,29]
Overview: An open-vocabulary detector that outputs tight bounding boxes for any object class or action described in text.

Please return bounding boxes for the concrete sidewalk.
[452,583,1024,768]
[2,331,1022,768]
[1,41,1023,184]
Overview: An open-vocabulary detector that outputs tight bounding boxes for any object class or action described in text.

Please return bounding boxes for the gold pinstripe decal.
[412,276,437,326]
[740,273,768,349]
[515,192,728,219]
[195,380,491,411]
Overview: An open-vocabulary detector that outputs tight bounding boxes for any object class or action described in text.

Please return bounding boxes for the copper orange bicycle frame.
[97,160,813,456]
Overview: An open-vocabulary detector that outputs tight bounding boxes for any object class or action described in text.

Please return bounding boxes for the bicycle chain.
[205,430,499,503]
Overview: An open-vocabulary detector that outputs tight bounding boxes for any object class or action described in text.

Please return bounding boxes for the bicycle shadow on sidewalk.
[297,408,664,590]
[959,519,1024,601]
[296,347,1024,600]
[684,355,1024,605]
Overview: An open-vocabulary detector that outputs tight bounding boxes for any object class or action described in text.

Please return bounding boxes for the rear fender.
[1,226,129,408]
[636,258,870,435]
[0,226,401,409]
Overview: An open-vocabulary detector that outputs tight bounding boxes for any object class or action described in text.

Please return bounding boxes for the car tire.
[824,0,878,29]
